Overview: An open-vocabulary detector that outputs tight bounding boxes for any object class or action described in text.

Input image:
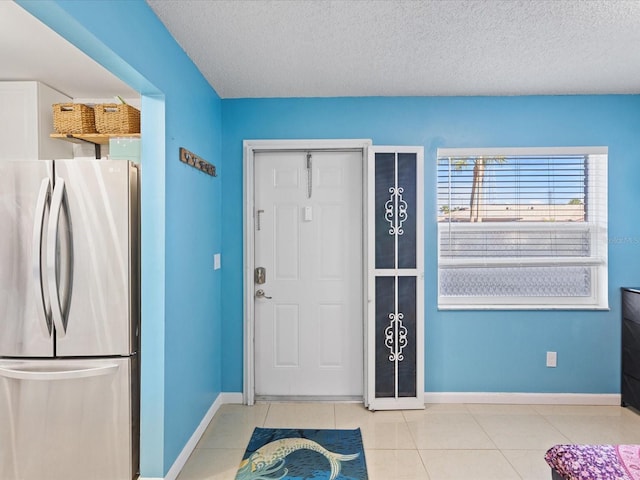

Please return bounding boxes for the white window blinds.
[437,147,608,310]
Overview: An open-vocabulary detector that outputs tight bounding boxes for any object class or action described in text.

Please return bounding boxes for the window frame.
[436,146,608,310]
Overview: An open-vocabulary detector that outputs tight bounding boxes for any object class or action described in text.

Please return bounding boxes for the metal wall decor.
[179,147,217,177]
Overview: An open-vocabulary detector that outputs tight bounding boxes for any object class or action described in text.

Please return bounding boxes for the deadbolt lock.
[255,267,266,285]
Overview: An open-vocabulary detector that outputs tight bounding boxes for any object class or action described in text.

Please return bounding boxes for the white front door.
[253,150,363,398]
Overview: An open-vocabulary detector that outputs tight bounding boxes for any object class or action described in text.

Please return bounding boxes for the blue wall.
[18,1,224,477]
[222,95,640,394]
[15,0,640,477]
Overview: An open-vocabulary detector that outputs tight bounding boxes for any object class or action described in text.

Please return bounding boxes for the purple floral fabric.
[545,444,640,480]
[617,446,640,479]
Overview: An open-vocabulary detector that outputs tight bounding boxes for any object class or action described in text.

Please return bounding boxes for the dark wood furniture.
[622,288,640,409]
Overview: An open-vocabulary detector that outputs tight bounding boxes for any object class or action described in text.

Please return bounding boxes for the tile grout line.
[262,401,271,427]
[411,416,433,480]
[333,403,337,429]
[536,407,575,444]
[469,405,561,480]
[466,404,501,452]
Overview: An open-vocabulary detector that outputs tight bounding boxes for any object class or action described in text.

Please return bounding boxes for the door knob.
[255,289,272,299]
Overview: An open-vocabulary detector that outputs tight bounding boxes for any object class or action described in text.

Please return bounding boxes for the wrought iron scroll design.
[385,312,408,362]
[385,186,407,235]
[383,157,411,369]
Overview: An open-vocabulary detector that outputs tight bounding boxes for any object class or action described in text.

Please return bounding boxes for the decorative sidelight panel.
[368,147,424,410]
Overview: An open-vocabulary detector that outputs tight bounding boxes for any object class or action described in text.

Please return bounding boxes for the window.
[437,147,608,310]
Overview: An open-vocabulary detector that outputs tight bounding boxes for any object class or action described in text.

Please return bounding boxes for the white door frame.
[243,139,372,405]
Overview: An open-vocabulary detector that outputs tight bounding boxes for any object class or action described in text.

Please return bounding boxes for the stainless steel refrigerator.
[0,159,140,480]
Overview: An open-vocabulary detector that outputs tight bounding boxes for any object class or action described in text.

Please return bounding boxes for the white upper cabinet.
[0,81,73,160]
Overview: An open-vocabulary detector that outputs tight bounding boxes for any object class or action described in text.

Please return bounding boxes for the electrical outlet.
[214,253,221,270]
[546,351,557,368]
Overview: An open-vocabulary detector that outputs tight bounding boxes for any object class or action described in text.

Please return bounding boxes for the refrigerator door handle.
[47,178,72,338]
[0,363,119,381]
[32,177,53,337]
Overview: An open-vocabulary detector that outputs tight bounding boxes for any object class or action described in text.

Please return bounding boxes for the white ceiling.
[2,0,640,101]
[147,0,640,98]
[0,1,137,100]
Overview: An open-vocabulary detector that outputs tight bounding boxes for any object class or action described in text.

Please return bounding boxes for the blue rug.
[235,427,368,480]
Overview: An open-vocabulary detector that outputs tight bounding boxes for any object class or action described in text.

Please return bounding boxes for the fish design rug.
[235,427,368,480]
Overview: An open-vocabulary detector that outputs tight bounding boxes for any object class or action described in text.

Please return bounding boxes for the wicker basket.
[52,103,97,134]
[94,103,140,134]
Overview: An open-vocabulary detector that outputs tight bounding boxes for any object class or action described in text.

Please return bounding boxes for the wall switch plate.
[214,253,221,270]
[546,351,557,368]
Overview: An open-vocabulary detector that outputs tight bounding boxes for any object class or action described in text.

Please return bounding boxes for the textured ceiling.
[147,0,640,98]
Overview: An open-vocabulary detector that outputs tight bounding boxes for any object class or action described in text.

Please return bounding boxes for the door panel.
[274,204,299,280]
[397,275,417,397]
[54,160,138,357]
[274,304,299,367]
[318,304,343,366]
[254,150,363,397]
[0,160,54,357]
[318,204,343,278]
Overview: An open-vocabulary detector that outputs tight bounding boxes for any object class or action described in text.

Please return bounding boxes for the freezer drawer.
[0,357,138,480]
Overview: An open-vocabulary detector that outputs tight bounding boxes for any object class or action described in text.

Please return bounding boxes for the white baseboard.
[424,391,621,406]
[139,392,244,480]
[218,392,244,404]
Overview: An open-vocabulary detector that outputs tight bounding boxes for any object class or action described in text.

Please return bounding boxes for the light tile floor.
[176,402,640,480]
